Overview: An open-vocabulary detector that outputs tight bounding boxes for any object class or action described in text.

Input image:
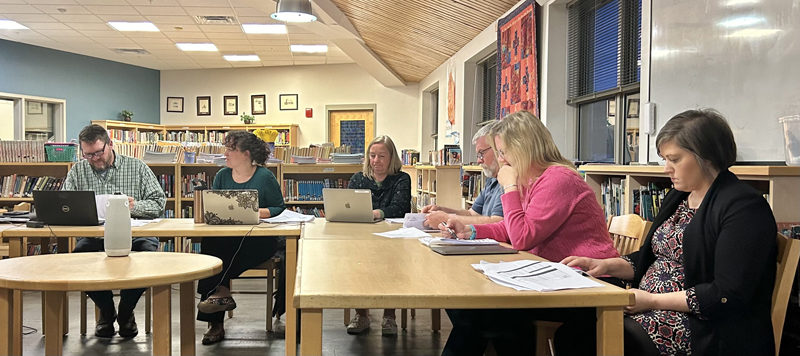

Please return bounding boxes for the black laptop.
[32,190,104,226]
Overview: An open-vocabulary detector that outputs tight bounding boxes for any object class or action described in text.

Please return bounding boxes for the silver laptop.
[203,189,260,225]
[323,188,382,223]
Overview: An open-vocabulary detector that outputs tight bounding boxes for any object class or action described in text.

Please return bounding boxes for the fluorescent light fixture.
[290,44,328,53]
[271,0,317,23]
[726,28,781,38]
[108,21,159,32]
[0,20,28,30]
[224,54,261,62]
[242,24,287,34]
[724,0,759,6]
[176,43,218,52]
[718,16,765,28]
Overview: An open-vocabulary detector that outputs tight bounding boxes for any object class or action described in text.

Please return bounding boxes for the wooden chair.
[772,232,800,354]
[608,214,652,256]
[228,255,282,331]
[534,214,651,356]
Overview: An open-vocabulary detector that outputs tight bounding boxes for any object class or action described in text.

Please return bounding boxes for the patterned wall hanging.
[497,0,538,119]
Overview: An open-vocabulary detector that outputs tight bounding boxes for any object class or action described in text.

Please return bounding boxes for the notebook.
[420,237,518,255]
[33,190,104,226]
[322,188,382,223]
[203,189,260,225]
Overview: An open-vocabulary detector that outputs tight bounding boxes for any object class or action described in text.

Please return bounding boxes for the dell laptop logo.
[61,205,70,213]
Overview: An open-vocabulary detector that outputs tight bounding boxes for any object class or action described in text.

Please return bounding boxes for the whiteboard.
[649,0,800,162]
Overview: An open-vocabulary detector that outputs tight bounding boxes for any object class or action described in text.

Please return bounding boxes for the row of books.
[462,171,486,203]
[0,175,64,198]
[181,205,194,218]
[286,206,325,217]
[27,243,58,256]
[601,177,625,218]
[163,209,176,218]
[158,240,176,252]
[282,178,349,201]
[184,238,202,254]
[416,192,436,210]
[107,129,165,143]
[401,149,420,165]
[438,145,462,166]
[156,174,175,198]
[181,172,211,198]
[0,140,47,162]
[272,145,351,164]
[633,183,672,221]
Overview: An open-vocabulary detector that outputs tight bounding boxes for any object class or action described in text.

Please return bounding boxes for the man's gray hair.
[472,120,499,145]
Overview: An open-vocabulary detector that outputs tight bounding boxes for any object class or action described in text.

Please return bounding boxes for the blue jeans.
[73,237,158,314]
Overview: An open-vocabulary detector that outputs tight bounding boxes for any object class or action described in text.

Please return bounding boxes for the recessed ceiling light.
[224,54,261,62]
[290,44,328,53]
[176,43,218,52]
[108,21,159,32]
[242,24,287,34]
[0,20,29,30]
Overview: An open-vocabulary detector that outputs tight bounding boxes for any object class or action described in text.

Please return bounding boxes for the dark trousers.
[196,236,279,323]
[552,308,659,356]
[73,237,159,315]
[443,309,537,356]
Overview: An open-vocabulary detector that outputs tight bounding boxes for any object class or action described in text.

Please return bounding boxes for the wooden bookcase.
[579,165,800,223]
[91,120,300,147]
[462,165,485,208]
[280,164,361,216]
[414,165,462,211]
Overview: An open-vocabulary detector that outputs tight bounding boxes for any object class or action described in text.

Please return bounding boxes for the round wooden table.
[0,252,222,356]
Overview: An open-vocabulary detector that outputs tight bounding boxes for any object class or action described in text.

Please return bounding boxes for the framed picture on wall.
[224,96,238,115]
[197,96,211,116]
[167,97,184,113]
[27,101,42,115]
[279,94,298,111]
[251,94,266,115]
[627,99,640,118]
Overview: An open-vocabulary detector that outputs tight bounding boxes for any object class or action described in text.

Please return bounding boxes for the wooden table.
[301,219,399,239]
[1,219,303,356]
[294,239,633,356]
[0,252,222,356]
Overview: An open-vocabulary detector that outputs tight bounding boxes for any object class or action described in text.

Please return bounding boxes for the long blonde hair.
[487,111,574,183]
[362,135,403,179]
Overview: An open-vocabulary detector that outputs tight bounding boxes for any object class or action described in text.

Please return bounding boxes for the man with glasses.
[423,121,504,228]
[63,124,166,339]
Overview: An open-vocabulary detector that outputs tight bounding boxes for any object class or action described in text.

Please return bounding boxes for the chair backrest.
[607,214,652,256]
[772,232,800,353]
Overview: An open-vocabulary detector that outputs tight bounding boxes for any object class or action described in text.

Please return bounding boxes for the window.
[431,88,439,150]
[481,54,497,123]
[0,93,66,141]
[25,101,57,140]
[568,0,641,163]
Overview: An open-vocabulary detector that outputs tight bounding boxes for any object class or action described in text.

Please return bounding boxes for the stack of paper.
[262,209,315,223]
[331,153,363,164]
[292,155,316,164]
[401,213,439,232]
[418,237,499,247]
[472,260,603,291]
[374,227,432,239]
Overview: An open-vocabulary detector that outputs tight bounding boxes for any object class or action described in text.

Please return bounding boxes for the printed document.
[262,209,315,223]
[472,260,603,292]
[374,227,432,239]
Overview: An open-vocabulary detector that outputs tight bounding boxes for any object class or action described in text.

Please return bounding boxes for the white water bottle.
[104,194,132,257]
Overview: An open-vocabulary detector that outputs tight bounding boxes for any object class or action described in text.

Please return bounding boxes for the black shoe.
[95,309,116,338]
[117,312,138,338]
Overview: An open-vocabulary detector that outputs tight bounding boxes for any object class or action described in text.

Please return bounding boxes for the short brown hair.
[656,108,737,172]
[78,124,111,144]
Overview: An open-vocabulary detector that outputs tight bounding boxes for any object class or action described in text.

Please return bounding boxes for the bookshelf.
[462,165,485,208]
[280,163,361,216]
[146,163,179,219]
[91,120,300,147]
[414,165,463,211]
[579,165,800,223]
[0,162,72,206]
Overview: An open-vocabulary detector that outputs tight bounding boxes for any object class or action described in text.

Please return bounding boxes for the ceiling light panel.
[176,42,218,51]
[108,21,160,32]
[224,54,260,61]
[0,20,29,30]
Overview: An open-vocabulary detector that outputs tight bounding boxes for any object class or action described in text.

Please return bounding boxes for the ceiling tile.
[176,0,228,7]
[23,22,71,30]
[231,7,269,17]
[125,0,180,6]
[75,0,128,4]
[326,57,354,64]
[133,6,187,16]
[182,7,234,17]
[82,5,139,15]
[235,16,280,25]
[132,37,174,45]
[198,24,241,33]
[143,15,196,25]
[77,29,124,38]
[23,0,78,3]
[31,4,89,14]
[91,37,138,46]
[94,14,146,22]
[2,13,57,22]
[163,32,208,40]
[229,61,262,68]
[35,29,83,37]
[66,22,109,30]
[159,24,201,32]
[0,4,42,13]
[261,60,293,66]
[204,32,246,40]
[50,14,103,23]
[0,0,26,4]
[216,44,256,51]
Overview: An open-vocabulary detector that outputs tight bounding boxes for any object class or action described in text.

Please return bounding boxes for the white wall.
[160,63,420,149]
[0,99,13,140]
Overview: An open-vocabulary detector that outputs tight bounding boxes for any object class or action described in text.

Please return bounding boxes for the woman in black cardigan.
[561,109,777,355]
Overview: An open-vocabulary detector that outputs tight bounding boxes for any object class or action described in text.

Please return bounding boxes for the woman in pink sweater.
[441,111,618,356]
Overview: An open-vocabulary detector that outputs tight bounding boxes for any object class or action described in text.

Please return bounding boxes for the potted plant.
[120,110,133,122]
[240,112,255,124]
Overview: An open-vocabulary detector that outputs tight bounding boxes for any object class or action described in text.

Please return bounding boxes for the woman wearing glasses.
[440,111,618,356]
[195,131,286,345]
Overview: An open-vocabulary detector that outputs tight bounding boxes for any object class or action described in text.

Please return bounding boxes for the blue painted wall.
[0,39,160,140]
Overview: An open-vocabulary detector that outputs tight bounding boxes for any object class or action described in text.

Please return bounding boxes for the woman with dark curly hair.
[195,130,286,345]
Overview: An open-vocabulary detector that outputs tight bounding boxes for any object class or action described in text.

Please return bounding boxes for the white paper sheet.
[385,218,405,224]
[402,213,439,232]
[374,227,432,239]
[419,237,499,247]
[130,219,160,227]
[472,260,603,292]
[262,209,315,223]
[94,194,113,219]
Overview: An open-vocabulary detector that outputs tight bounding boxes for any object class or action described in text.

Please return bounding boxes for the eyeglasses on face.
[476,147,492,160]
[82,142,107,159]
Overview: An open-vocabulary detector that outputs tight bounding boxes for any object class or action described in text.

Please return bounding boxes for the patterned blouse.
[623,200,703,355]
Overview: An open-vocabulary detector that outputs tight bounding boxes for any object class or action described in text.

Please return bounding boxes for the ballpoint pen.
[440,222,458,238]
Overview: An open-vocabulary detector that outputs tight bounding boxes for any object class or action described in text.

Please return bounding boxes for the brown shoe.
[201,322,225,345]
[198,296,237,314]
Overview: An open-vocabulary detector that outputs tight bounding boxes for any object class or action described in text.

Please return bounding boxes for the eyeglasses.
[82,142,107,159]
[476,147,492,160]
[496,149,506,159]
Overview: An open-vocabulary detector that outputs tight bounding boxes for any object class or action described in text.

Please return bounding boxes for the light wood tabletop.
[301,219,404,239]
[294,239,633,356]
[0,252,222,356]
[0,219,303,356]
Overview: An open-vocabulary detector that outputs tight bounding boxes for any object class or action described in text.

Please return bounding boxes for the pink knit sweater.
[473,165,619,262]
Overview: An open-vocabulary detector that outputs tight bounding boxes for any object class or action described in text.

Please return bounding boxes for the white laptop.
[203,189,260,225]
[323,188,382,223]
